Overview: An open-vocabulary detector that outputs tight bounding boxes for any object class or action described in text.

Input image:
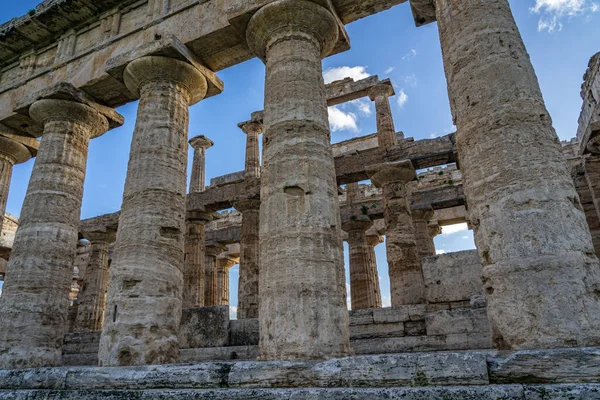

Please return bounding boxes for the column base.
[483,252,600,350]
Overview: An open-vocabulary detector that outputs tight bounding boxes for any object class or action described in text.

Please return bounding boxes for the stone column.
[366,234,384,308]
[0,136,32,233]
[182,213,212,308]
[436,0,600,349]
[99,56,208,366]
[412,207,435,259]
[368,84,397,148]
[74,231,115,332]
[204,243,226,306]
[233,199,261,319]
[428,223,442,256]
[246,0,351,360]
[0,99,110,369]
[367,160,424,306]
[216,257,237,306]
[239,121,262,178]
[342,216,381,310]
[188,135,213,193]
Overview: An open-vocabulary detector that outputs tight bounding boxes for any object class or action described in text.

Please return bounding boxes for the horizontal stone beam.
[187,177,261,213]
[206,225,241,245]
[79,211,120,235]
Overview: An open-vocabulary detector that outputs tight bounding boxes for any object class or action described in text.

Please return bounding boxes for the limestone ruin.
[1,0,600,398]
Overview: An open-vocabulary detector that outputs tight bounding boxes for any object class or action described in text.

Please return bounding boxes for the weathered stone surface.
[422,250,483,304]
[230,319,260,346]
[247,0,350,360]
[99,56,208,367]
[239,121,262,178]
[368,84,397,148]
[178,306,230,349]
[179,346,259,363]
[188,135,213,193]
[234,199,261,319]
[352,333,492,354]
[350,322,405,339]
[425,309,491,336]
[0,136,33,233]
[204,244,227,306]
[0,98,112,369]
[436,0,600,350]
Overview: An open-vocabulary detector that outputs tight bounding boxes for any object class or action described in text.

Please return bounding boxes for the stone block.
[350,322,404,340]
[62,353,98,367]
[404,320,426,336]
[422,250,483,303]
[349,309,374,325]
[229,319,259,346]
[179,346,258,363]
[471,295,487,309]
[62,331,101,355]
[179,306,229,349]
[372,307,409,323]
[408,304,427,321]
[425,309,491,336]
[352,333,493,355]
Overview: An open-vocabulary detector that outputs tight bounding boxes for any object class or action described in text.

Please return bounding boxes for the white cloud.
[230,306,237,320]
[385,67,395,74]
[461,236,470,240]
[402,49,417,60]
[397,90,408,109]
[531,0,599,32]
[382,295,392,308]
[349,99,373,117]
[328,106,358,132]
[401,74,418,88]
[441,223,469,235]
[323,66,370,84]
[436,250,447,255]
[346,283,352,309]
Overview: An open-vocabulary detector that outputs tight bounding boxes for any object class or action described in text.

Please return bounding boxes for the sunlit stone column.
[342,216,381,310]
[246,0,351,360]
[234,199,261,319]
[99,56,208,366]
[368,84,397,148]
[239,121,262,178]
[412,207,435,259]
[204,243,227,306]
[216,257,236,306]
[0,99,111,369]
[0,136,32,233]
[366,234,383,307]
[367,160,424,306]
[189,135,213,193]
[74,231,115,332]
[436,0,600,348]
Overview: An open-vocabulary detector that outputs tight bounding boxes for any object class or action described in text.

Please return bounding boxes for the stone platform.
[3,348,600,399]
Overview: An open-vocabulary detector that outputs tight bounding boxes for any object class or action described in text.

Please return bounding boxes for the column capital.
[366,234,384,247]
[189,135,213,151]
[233,198,261,212]
[205,243,227,258]
[428,224,442,239]
[238,120,263,136]
[368,83,395,101]
[246,0,340,60]
[186,209,218,223]
[29,99,109,139]
[124,56,208,105]
[342,216,373,234]
[366,160,416,188]
[411,206,435,221]
[0,136,32,165]
[217,257,237,270]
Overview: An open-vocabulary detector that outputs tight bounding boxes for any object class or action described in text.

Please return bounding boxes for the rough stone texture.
[425,309,491,337]
[436,0,600,349]
[368,84,397,148]
[178,306,229,349]
[234,199,261,319]
[0,136,32,233]
[99,56,208,367]
[412,207,435,260]
[0,98,110,369]
[74,231,114,332]
[367,160,424,306]
[246,0,350,360]
[578,52,600,154]
[230,319,260,346]
[216,257,236,305]
[204,244,227,307]
[183,219,207,308]
[422,250,483,304]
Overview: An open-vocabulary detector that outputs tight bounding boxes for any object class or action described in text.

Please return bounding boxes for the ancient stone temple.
[1,0,600,398]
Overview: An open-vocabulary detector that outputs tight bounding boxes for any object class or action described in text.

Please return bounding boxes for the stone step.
[1,384,600,399]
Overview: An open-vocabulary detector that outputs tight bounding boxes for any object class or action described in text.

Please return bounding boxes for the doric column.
[99,56,209,366]
[216,257,237,306]
[368,84,397,148]
[74,230,115,332]
[188,135,213,193]
[436,0,600,349]
[428,223,442,256]
[204,243,227,306]
[233,199,261,319]
[0,136,32,233]
[412,207,435,259]
[365,234,384,308]
[342,216,381,310]
[239,121,262,178]
[367,160,424,306]
[0,98,111,369]
[182,212,213,308]
[246,0,351,360]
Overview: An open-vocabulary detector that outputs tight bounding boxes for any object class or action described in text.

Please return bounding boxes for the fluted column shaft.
[246,0,350,360]
[204,244,225,306]
[189,135,213,193]
[369,85,397,148]
[99,56,208,366]
[217,258,236,306]
[234,199,260,319]
[240,122,262,178]
[366,235,383,308]
[183,219,207,308]
[436,0,600,349]
[74,233,111,332]
[412,208,435,259]
[0,99,108,369]
[0,155,13,233]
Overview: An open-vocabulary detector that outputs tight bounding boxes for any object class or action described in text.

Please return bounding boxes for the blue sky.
[2,0,599,312]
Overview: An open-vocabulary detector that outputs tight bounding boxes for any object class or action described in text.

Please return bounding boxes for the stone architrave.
[342,216,381,310]
[368,84,397,148]
[0,136,32,233]
[412,207,435,259]
[74,230,115,332]
[188,135,213,193]
[239,121,262,178]
[233,199,261,319]
[436,0,600,349]
[99,56,209,367]
[216,257,237,305]
[367,160,424,307]
[204,243,227,306]
[246,0,351,360]
[0,98,112,369]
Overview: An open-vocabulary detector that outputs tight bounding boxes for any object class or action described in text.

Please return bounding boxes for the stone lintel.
[13,82,124,137]
[409,0,436,27]
[366,159,417,187]
[210,171,246,188]
[105,34,224,100]
[79,211,120,235]
[206,225,241,245]
[0,125,39,157]
[187,177,261,213]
